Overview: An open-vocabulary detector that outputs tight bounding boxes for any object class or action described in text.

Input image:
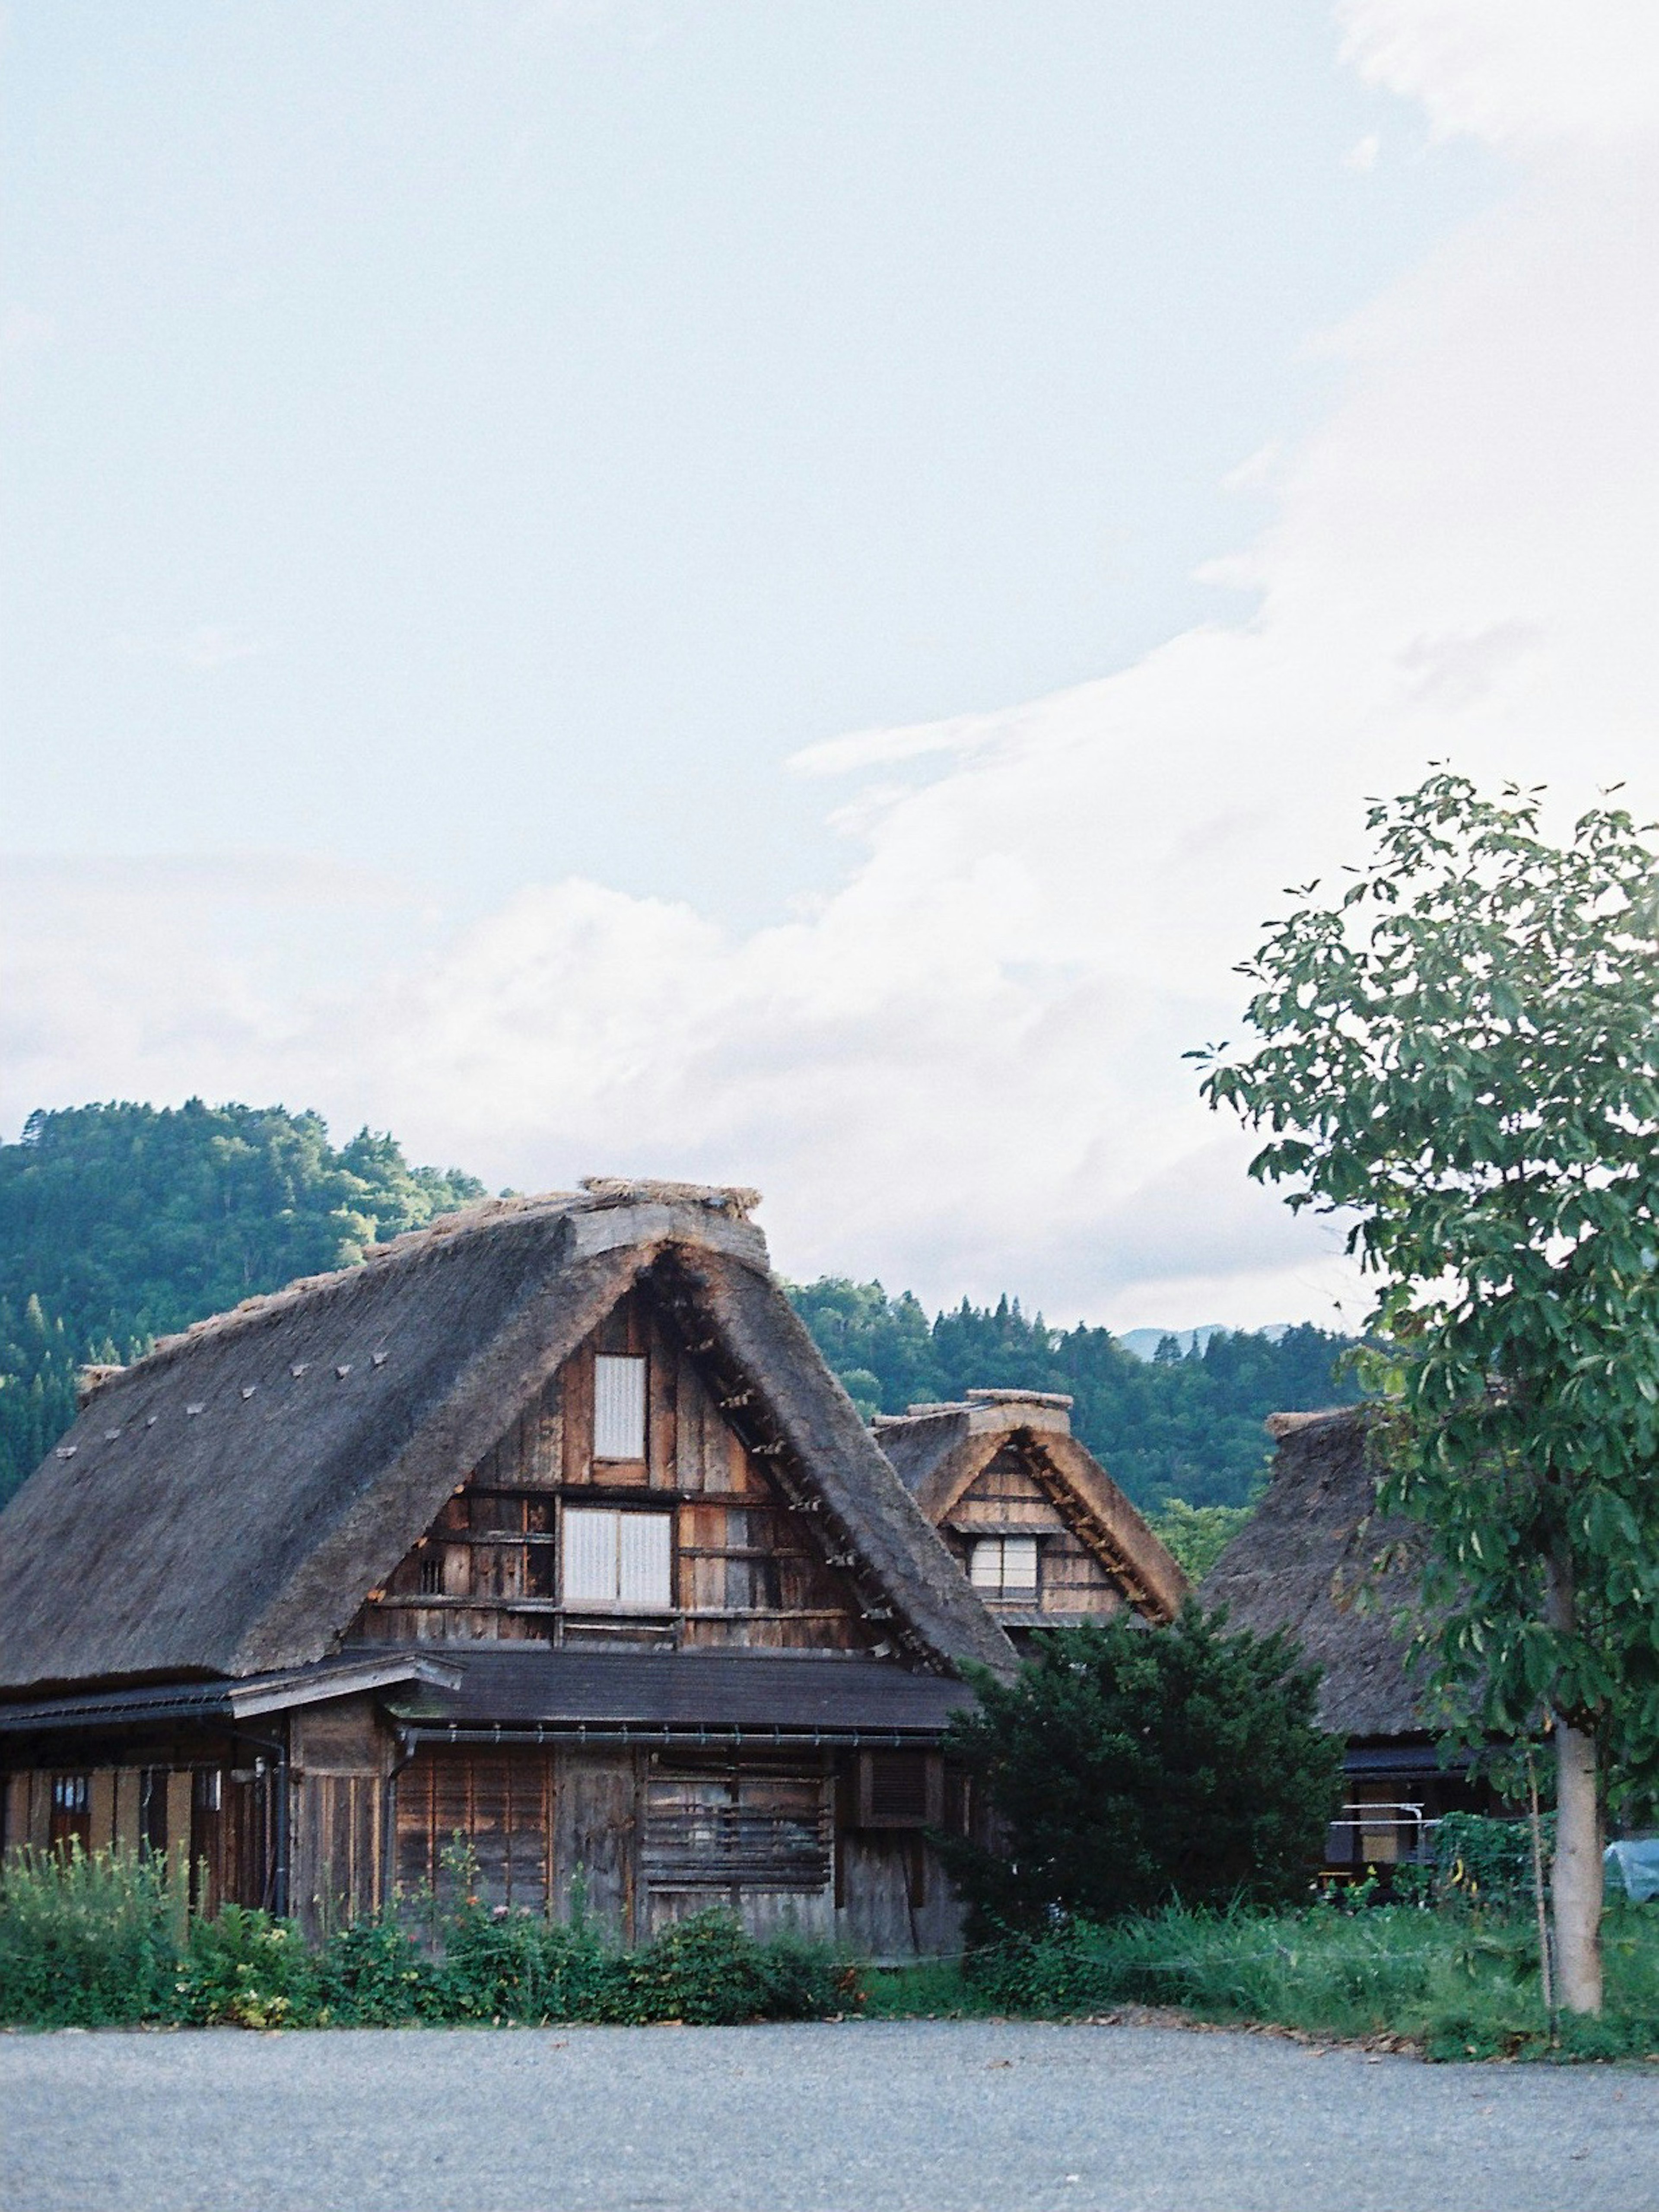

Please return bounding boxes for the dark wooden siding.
[354,1286,871,1654]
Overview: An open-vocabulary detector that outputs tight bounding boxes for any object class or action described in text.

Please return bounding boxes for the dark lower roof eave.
[1342,1740,1476,1775]
[398,1719,951,1750]
[0,1655,461,1738]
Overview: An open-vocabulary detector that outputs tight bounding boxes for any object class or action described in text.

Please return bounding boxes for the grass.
[864,1901,1659,2062]
[6,1845,1657,2059]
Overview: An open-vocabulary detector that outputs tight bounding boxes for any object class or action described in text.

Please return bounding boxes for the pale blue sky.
[3,1,1497,928]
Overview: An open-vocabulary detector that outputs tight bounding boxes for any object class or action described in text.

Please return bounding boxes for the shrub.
[1434,1812,1551,1916]
[939,1605,1343,1935]
[314,1913,434,2025]
[177,1905,319,2029]
[0,1847,861,2031]
[0,1846,183,2027]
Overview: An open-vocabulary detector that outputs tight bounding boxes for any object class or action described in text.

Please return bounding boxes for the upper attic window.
[593,1355,647,1461]
[970,1535,1038,1601]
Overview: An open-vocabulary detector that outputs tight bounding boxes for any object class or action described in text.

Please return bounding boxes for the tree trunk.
[1552,1720,1603,2014]
[1545,1548,1603,2015]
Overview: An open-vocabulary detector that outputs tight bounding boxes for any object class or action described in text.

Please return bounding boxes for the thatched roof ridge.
[1200,1406,1430,1739]
[86,1181,763,1387]
[873,1396,1187,1623]
[0,1186,1008,1693]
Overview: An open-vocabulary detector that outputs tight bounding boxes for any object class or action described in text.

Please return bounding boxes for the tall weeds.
[0,1845,860,2030]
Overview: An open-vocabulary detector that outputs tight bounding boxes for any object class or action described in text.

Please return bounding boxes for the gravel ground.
[3,2020,1656,2212]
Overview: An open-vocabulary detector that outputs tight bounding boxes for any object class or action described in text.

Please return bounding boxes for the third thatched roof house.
[1201,1407,1491,1866]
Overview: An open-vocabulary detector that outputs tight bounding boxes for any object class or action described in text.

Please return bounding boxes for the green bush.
[177,1906,321,2028]
[1433,1812,1552,1915]
[0,1846,184,2027]
[939,1607,1343,1935]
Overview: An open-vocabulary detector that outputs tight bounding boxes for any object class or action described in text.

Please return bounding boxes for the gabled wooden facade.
[874,1388,1186,1649]
[0,1184,1011,1955]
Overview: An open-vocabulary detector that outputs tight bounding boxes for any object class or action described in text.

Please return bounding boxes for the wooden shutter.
[618,1512,672,1610]
[858,1751,944,1829]
[564,1507,619,1603]
[395,1751,553,1914]
[593,1355,647,1460]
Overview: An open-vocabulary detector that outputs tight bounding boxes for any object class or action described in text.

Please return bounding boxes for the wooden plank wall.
[354,1286,868,1652]
[950,1448,1123,1619]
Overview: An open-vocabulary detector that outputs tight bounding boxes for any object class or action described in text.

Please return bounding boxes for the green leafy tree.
[938,1608,1341,1935]
[1146,1499,1256,1583]
[1198,771,1659,2014]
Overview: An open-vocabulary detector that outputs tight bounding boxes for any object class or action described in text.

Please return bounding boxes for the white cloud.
[1339,0,1659,150]
[9,0,1659,1332]
[1343,131,1382,171]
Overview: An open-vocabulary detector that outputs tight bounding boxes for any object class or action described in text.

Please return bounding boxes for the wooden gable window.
[593,1354,647,1461]
[563,1505,672,1610]
[970,1534,1038,1601]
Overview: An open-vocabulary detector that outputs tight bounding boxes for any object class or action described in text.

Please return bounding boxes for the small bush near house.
[0,1846,859,2030]
[938,1605,1343,1936]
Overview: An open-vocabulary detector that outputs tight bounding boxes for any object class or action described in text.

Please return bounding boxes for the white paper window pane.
[970,1539,1002,1591]
[1002,1537,1038,1596]
[593,1355,647,1460]
[618,1513,673,1610]
[563,1508,619,1604]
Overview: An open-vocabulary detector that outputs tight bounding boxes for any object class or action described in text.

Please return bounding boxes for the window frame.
[592,1353,648,1462]
[560,1504,674,1613]
[969,1533,1040,1602]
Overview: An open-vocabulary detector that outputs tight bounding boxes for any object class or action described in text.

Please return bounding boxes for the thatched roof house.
[0,1181,1010,1953]
[874,1388,1185,1646]
[1201,1407,1488,1862]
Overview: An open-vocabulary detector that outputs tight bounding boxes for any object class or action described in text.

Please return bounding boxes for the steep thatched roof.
[1200,1407,1430,1739]
[0,1183,1011,1693]
[874,1388,1187,1623]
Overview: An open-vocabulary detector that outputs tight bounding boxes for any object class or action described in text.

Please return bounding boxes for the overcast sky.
[5,1,1657,1332]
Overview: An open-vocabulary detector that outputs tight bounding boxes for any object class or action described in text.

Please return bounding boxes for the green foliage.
[1145,1499,1256,1581]
[0,1846,186,2027]
[788,1276,1356,1511]
[938,1606,1343,1935]
[178,1905,324,2028]
[0,1295,81,1509]
[0,1846,857,2029]
[0,1100,486,1505]
[1197,773,1659,1821]
[871,1902,1659,2059]
[1433,1812,1554,1916]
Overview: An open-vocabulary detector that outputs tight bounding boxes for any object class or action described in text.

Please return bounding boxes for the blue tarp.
[1605,1839,1659,1903]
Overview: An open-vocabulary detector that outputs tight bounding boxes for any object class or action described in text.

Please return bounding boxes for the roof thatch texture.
[874,1390,1188,1622]
[1200,1408,1430,1738]
[0,1184,1011,1693]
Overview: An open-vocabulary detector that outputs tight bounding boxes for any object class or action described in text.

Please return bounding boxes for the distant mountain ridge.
[1117,1323,1291,1362]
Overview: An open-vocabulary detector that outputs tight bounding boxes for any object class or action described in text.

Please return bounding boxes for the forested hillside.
[785,1278,1357,1514]
[0,1101,1357,1518]
[0,1102,485,1502]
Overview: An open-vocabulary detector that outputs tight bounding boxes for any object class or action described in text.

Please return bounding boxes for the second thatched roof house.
[874,1388,1186,1648]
